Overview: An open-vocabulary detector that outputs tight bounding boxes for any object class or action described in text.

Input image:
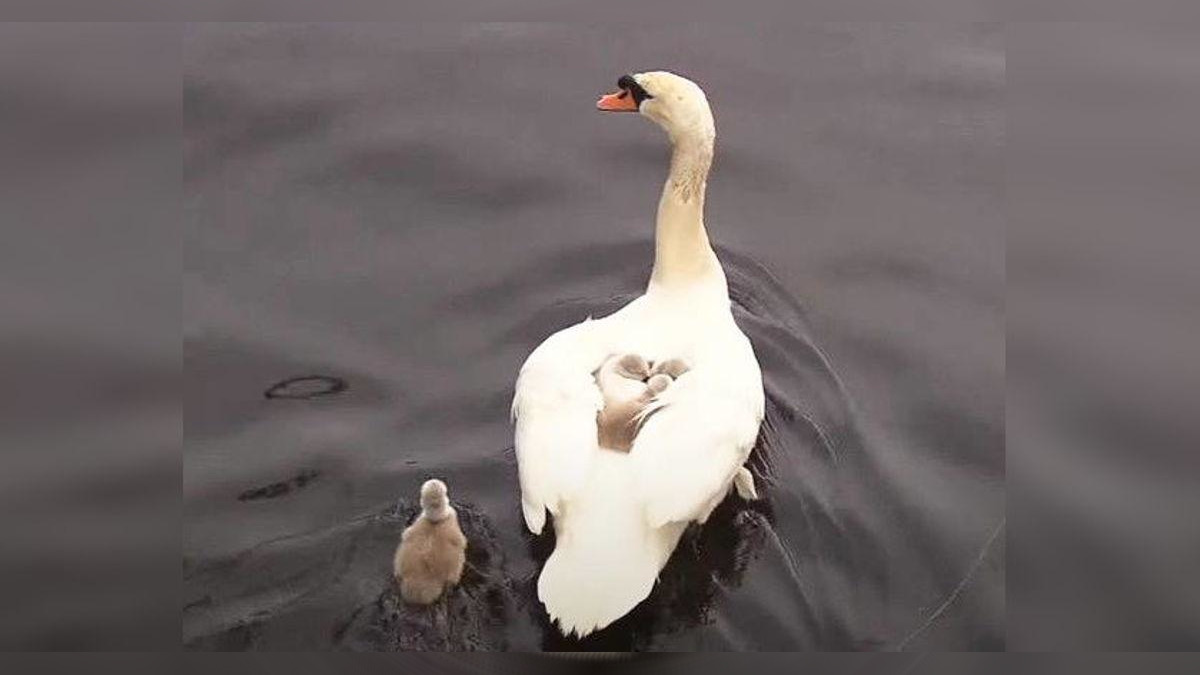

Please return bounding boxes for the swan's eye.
[617,74,653,106]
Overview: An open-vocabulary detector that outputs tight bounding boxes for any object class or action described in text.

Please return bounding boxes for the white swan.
[511,71,765,637]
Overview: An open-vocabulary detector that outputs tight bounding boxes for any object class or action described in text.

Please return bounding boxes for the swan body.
[512,72,765,637]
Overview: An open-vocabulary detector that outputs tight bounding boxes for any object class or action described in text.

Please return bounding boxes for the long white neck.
[649,128,722,290]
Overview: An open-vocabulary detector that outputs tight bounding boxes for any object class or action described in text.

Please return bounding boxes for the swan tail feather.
[537,533,661,638]
[536,452,685,638]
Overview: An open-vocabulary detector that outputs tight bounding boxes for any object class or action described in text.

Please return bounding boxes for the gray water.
[182,24,1004,650]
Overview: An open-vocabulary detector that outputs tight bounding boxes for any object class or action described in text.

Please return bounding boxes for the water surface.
[183,24,1004,650]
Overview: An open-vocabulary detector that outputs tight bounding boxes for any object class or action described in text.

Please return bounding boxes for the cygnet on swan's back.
[595,353,677,452]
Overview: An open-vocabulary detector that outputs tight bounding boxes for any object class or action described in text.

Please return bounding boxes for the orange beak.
[596,89,640,112]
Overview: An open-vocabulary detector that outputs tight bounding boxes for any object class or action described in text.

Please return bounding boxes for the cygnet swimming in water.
[595,354,759,498]
[394,479,467,605]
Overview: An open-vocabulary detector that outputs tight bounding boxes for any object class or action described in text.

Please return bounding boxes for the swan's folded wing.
[630,369,764,528]
[512,322,607,534]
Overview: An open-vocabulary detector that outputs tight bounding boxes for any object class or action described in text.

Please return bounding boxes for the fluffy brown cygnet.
[593,355,760,499]
[595,354,680,452]
[394,479,467,605]
[650,357,690,380]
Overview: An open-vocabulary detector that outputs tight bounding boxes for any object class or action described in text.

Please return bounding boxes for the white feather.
[512,318,611,534]
[630,343,763,528]
[537,449,687,637]
[514,293,763,636]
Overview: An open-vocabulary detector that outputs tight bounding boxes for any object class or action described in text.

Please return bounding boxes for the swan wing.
[512,318,611,534]
[630,341,764,528]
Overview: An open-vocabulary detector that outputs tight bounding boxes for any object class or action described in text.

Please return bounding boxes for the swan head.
[597,71,714,143]
[419,478,452,522]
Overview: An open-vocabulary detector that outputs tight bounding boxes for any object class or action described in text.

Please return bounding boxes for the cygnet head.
[419,478,452,522]
[612,353,650,381]
[646,373,673,394]
[596,71,715,143]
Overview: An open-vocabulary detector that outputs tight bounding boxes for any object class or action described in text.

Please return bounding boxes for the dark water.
[183,24,1004,650]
